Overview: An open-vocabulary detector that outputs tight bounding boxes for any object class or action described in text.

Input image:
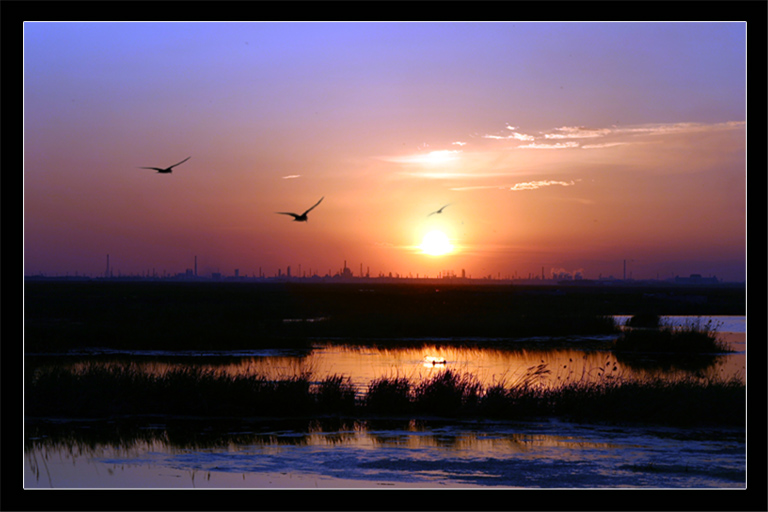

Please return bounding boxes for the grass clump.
[477,363,552,419]
[546,376,745,426]
[623,313,662,328]
[364,376,412,415]
[614,316,730,354]
[25,364,745,427]
[315,374,357,415]
[412,370,482,416]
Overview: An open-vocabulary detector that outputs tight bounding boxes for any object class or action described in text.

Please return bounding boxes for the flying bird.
[277,197,324,222]
[139,156,191,174]
[428,204,451,217]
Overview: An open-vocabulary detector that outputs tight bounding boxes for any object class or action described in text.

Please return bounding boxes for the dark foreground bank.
[23,280,746,352]
[25,365,745,427]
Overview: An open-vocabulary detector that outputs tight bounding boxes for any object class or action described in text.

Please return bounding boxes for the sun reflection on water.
[44,331,745,397]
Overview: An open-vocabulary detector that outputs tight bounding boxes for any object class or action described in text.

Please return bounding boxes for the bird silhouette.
[277,197,324,222]
[139,156,191,174]
[428,203,451,216]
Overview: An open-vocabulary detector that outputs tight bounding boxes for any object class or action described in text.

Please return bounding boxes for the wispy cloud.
[483,125,536,142]
[518,142,580,150]
[282,174,301,179]
[386,120,743,189]
[478,120,744,151]
[509,180,577,191]
[544,126,612,139]
[614,121,744,137]
[484,132,536,142]
[580,142,631,149]
[451,179,579,192]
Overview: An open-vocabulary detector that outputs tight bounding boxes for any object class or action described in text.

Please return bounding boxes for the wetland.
[22,280,749,495]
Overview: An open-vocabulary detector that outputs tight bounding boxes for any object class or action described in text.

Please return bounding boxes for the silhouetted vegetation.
[614,316,731,354]
[623,313,662,328]
[25,365,745,427]
[24,281,745,352]
[24,282,746,431]
[364,376,412,415]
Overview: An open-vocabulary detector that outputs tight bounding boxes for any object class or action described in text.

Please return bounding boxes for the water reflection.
[24,315,747,490]
[614,315,745,334]
[28,332,745,396]
[25,418,746,489]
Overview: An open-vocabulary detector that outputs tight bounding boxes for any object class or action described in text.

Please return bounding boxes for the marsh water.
[24,315,746,489]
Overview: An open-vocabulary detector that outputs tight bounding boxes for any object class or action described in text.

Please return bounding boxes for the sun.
[419,230,454,256]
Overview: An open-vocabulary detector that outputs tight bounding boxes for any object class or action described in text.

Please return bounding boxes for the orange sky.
[24,22,748,281]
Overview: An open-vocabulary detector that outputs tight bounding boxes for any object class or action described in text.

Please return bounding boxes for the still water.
[24,316,747,489]
[31,316,746,392]
[25,419,745,488]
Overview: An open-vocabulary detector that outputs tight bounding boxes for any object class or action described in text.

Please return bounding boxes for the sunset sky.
[23,22,747,281]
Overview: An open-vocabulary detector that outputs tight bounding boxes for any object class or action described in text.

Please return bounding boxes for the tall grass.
[411,370,482,416]
[550,376,745,425]
[315,374,357,414]
[364,376,412,415]
[614,316,731,354]
[26,363,745,426]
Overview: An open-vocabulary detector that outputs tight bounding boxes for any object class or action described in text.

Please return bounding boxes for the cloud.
[543,126,612,139]
[616,121,744,136]
[282,174,301,179]
[484,133,536,142]
[451,179,579,192]
[479,121,744,151]
[481,124,536,142]
[484,129,536,142]
[390,120,743,187]
[580,142,631,149]
[509,180,576,191]
[518,142,580,149]
[546,121,743,141]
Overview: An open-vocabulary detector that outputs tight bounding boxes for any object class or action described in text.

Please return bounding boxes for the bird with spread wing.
[428,203,451,217]
[277,197,325,222]
[138,156,191,174]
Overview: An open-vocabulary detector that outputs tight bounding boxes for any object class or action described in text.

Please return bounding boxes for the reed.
[543,374,745,425]
[623,313,662,328]
[614,316,731,354]
[25,363,744,426]
[315,374,357,414]
[364,376,412,415]
[476,363,552,419]
[411,370,482,416]
[25,363,315,417]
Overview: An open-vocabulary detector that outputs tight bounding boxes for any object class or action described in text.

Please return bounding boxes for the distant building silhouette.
[674,274,719,285]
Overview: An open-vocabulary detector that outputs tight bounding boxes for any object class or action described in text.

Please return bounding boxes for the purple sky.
[24,22,746,281]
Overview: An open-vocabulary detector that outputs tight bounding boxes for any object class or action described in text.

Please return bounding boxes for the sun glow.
[419,230,454,256]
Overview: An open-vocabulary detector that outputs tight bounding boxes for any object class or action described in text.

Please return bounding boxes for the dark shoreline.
[23,280,746,352]
[25,366,745,427]
[23,281,747,428]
